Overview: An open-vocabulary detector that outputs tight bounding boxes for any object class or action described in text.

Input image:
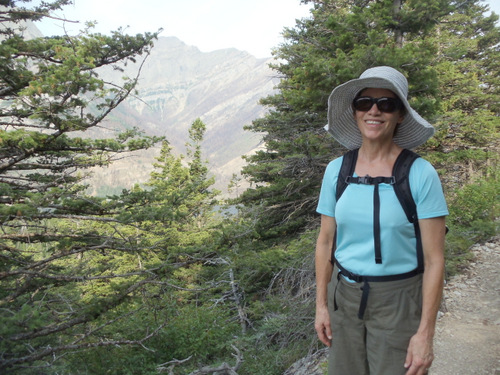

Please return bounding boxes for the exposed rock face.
[92,36,277,195]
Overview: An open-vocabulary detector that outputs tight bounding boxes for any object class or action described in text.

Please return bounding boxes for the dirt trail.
[431,238,500,375]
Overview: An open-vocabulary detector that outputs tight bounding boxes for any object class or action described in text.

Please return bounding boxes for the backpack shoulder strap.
[331,149,358,265]
[392,149,420,223]
[392,149,424,271]
[336,149,359,201]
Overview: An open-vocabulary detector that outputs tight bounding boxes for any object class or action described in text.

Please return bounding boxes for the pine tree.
[117,118,219,247]
[0,1,166,371]
[421,0,499,182]
[420,1,499,246]
[238,0,452,240]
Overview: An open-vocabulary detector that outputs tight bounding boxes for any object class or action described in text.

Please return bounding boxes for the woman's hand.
[315,305,332,347]
[404,331,434,374]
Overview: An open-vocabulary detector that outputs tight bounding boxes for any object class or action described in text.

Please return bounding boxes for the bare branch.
[187,345,243,375]
[157,356,193,374]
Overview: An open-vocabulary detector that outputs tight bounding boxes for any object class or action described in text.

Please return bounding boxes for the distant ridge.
[3,13,278,195]
[92,36,277,196]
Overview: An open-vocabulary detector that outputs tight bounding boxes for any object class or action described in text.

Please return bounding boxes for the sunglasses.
[352,96,403,113]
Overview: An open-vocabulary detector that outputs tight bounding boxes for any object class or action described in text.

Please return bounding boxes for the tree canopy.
[0,1,166,371]
[238,0,499,243]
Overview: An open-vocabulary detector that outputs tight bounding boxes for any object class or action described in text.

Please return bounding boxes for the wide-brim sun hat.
[325,66,435,150]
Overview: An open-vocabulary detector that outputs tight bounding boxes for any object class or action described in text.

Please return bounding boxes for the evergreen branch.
[0,268,155,282]
[0,318,164,370]
[6,278,154,343]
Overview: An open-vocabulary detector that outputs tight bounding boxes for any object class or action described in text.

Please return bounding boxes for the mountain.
[0,5,44,40]
[89,36,277,196]
[2,11,277,196]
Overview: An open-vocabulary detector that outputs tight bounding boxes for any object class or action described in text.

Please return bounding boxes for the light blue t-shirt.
[316,155,449,277]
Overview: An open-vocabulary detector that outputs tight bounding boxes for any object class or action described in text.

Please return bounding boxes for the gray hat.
[325,66,435,150]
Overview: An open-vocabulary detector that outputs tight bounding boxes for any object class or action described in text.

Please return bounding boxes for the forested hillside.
[0,1,498,374]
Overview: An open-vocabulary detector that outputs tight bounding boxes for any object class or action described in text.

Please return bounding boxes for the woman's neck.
[358,141,402,161]
[356,142,403,177]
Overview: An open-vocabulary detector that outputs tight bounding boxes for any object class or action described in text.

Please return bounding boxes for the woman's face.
[354,88,405,145]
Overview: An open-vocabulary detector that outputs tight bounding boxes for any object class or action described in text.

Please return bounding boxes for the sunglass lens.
[353,98,374,111]
[377,98,397,112]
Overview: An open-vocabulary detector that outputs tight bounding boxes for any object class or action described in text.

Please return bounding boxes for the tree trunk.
[393,0,403,47]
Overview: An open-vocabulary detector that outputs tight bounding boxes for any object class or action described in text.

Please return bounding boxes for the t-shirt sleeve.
[410,158,449,219]
[316,157,343,217]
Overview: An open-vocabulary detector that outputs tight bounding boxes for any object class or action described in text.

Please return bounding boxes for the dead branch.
[157,356,193,374]
[0,320,163,371]
[188,345,243,375]
[229,267,248,335]
[156,345,243,375]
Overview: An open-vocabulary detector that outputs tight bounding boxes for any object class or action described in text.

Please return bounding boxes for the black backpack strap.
[336,149,359,201]
[392,149,423,271]
[345,175,395,265]
[392,149,420,223]
[331,149,359,265]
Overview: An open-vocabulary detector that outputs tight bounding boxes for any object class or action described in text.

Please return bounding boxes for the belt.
[334,259,423,319]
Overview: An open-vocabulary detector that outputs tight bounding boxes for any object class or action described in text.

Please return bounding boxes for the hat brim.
[326,76,435,150]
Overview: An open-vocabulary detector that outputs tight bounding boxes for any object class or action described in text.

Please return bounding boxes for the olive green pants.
[327,269,423,375]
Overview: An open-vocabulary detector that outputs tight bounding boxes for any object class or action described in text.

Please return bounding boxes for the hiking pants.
[327,267,423,375]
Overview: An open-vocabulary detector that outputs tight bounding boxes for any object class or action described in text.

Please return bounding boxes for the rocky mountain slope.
[3,13,275,195]
[90,36,277,195]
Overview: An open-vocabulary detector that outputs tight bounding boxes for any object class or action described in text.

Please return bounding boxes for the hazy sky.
[36,0,311,58]
[36,0,500,59]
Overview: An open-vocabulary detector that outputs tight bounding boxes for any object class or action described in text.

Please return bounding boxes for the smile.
[365,120,384,125]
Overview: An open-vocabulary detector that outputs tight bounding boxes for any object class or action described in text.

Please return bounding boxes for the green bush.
[161,304,238,361]
[445,176,499,275]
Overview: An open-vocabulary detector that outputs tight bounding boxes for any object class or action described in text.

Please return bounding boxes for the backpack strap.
[335,149,359,201]
[331,149,359,264]
[392,149,420,224]
[335,258,422,319]
[391,149,423,271]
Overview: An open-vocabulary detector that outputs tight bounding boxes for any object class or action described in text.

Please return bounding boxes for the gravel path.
[431,238,500,375]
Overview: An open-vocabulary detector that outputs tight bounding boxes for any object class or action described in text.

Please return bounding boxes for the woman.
[315,66,448,375]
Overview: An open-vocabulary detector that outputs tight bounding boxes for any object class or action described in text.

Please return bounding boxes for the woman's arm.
[315,214,336,347]
[405,216,446,375]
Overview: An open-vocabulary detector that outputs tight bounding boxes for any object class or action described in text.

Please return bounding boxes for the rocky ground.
[284,237,500,375]
[432,238,500,374]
